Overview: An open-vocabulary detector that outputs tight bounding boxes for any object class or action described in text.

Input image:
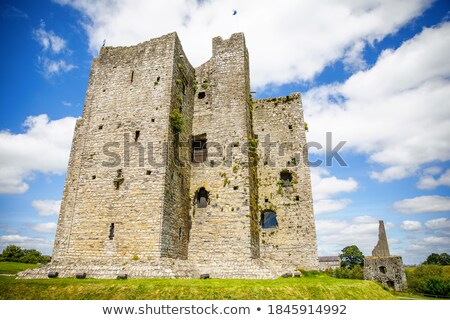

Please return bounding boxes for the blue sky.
[0,0,449,264]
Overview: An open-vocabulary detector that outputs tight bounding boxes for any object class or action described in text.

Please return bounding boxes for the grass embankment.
[0,262,37,274]
[0,262,395,300]
[0,275,394,300]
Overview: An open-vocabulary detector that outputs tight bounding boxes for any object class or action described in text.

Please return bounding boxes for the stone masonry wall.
[364,256,407,291]
[253,94,319,270]
[53,33,182,264]
[160,35,195,259]
[188,33,259,273]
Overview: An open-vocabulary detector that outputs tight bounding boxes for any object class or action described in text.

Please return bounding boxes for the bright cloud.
[417,168,450,190]
[33,20,67,53]
[310,168,358,214]
[315,215,382,256]
[400,220,422,231]
[0,234,54,254]
[38,57,76,78]
[32,200,61,216]
[0,114,77,194]
[393,195,450,214]
[32,19,75,78]
[304,23,450,183]
[54,0,432,89]
[31,222,57,233]
[425,217,450,230]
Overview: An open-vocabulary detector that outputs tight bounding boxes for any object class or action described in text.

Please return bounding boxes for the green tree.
[424,253,450,266]
[0,245,50,264]
[339,245,364,269]
[0,245,24,262]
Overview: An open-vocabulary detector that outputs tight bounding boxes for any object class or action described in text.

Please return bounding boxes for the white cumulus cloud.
[394,195,450,214]
[400,220,422,231]
[31,222,57,233]
[0,234,54,254]
[304,22,450,183]
[425,217,450,230]
[310,167,358,214]
[54,0,432,89]
[0,114,77,194]
[32,19,75,78]
[315,215,383,257]
[33,20,67,54]
[417,168,450,190]
[32,200,61,216]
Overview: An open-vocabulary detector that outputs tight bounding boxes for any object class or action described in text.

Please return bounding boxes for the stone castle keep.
[20,32,318,279]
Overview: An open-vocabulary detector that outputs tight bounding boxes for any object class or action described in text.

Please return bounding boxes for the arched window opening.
[196,187,209,208]
[280,170,293,187]
[261,211,277,229]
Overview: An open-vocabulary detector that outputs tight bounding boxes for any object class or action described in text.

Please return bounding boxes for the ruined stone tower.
[364,221,407,291]
[19,32,318,279]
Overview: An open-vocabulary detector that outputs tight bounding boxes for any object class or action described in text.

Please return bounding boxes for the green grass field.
[0,262,38,274]
[0,275,396,300]
[0,262,395,300]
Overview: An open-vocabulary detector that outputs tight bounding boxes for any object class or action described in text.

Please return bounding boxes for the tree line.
[0,245,50,264]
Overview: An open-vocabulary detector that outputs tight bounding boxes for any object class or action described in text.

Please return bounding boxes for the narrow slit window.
[109,223,115,240]
[130,70,134,83]
[135,130,140,142]
[114,169,124,190]
[178,227,182,240]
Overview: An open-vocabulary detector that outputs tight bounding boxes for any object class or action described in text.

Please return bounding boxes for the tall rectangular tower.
[52,33,195,264]
[188,34,261,276]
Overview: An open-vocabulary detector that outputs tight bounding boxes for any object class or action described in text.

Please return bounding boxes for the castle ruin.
[19,32,318,279]
[364,221,407,291]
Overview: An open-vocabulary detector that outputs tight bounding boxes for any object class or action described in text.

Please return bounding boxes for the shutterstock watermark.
[101,132,347,168]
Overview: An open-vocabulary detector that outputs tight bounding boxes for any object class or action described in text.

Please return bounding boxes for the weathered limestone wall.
[364,256,407,291]
[253,94,319,270]
[53,33,183,264]
[188,33,259,273]
[159,35,195,259]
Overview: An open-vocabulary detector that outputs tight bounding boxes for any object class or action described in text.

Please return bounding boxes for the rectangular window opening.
[135,130,140,142]
[192,133,207,163]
